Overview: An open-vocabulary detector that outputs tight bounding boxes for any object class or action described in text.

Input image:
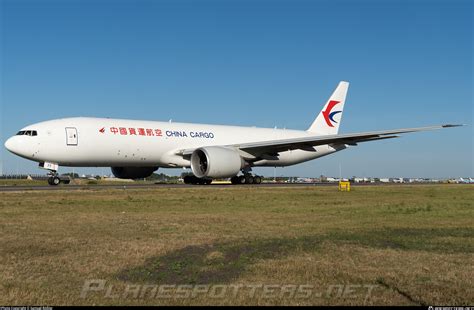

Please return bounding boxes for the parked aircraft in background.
[4,81,463,185]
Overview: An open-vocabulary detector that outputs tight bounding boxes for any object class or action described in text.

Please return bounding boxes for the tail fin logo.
[322,100,342,127]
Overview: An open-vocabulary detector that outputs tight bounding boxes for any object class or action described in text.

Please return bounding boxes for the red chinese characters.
[105,127,162,137]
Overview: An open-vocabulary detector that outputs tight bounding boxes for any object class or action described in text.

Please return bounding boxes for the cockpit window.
[16,130,37,136]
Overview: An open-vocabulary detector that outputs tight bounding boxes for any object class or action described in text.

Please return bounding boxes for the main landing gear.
[183,174,262,185]
[183,175,213,185]
[230,174,263,185]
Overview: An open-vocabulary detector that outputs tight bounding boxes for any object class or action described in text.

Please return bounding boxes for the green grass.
[0,185,472,305]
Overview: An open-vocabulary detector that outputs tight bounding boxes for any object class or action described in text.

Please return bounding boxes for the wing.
[179,124,463,158]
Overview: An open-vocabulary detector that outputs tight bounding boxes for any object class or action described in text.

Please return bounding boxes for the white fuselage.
[4,117,345,169]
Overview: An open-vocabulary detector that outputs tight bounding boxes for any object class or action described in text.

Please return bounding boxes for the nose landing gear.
[47,174,61,186]
[40,163,70,186]
[46,172,70,185]
[39,162,64,186]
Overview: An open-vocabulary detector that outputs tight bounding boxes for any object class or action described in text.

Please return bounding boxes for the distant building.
[353,177,371,183]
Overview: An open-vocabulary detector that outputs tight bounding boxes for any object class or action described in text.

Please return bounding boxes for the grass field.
[0,179,155,187]
[0,184,472,306]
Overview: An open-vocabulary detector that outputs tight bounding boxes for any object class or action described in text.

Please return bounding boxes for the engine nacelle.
[111,167,158,179]
[191,146,244,178]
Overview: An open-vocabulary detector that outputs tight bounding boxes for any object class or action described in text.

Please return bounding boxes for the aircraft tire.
[48,176,60,186]
[254,176,262,184]
[245,175,254,184]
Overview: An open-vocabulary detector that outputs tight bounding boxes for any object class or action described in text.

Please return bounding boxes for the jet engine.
[191,146,244,178]
[111,167,158,179]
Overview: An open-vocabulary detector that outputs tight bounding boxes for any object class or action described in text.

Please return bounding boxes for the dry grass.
[0,184,472,305]
[0,179,47,186]
[0,179,155,187]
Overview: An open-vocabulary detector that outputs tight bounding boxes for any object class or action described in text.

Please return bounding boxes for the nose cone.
[4,137,15,153]
[5,135,37,160]
[4,136,25,156]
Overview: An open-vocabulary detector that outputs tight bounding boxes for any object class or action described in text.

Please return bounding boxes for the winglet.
[442,124,465,128]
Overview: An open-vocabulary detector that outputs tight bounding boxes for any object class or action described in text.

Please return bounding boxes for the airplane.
[4,81,463,185]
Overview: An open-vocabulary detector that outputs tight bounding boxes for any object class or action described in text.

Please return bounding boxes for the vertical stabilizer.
[307,81,349,135]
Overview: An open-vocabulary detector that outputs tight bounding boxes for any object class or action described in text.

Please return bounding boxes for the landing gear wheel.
[238,176,246,184]
[245,175,254,184]
[48,176,60,186]
[183,176,193,184]
[254,176,262,184]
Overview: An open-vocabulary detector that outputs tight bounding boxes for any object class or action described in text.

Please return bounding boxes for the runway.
[0,182,460,192]
[0,182,336,192]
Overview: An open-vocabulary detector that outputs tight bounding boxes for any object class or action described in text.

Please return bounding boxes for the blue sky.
[1,0,472,178]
